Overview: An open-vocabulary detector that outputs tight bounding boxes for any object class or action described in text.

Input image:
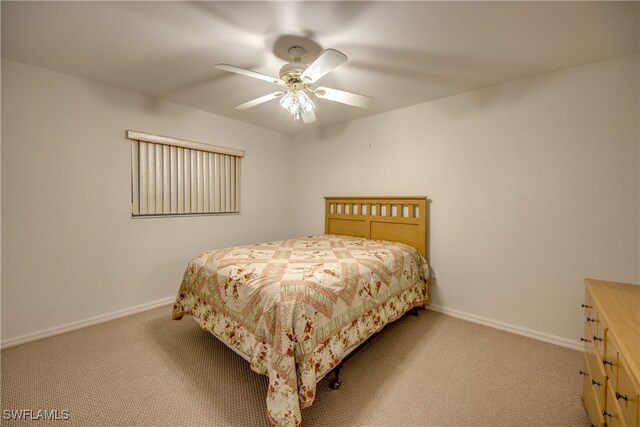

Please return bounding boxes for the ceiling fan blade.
[300,49,347,83]
[301,110,316,124]
[314,87,374,109]
[234,92,284,110]
[215,64,285,85]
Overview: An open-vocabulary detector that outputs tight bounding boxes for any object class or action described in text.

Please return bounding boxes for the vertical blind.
[126,131,244,216]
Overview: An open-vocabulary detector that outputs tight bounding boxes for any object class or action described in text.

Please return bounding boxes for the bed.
[172,196,430,426]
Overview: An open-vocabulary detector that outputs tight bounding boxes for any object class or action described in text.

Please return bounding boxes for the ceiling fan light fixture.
[296,91,315,113]
[280,90,315,117]
[280,91,295,110]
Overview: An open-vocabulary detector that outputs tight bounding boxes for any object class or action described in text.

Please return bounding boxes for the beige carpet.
[1,306,589,426]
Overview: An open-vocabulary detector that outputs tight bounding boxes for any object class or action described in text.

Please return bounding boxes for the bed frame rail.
[324,196,427,257]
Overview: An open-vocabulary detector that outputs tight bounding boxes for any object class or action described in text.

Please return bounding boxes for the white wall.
[290,54,640,346]
[1,59,295,344]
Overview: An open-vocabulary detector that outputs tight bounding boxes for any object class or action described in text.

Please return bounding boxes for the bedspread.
[172,235,429,426]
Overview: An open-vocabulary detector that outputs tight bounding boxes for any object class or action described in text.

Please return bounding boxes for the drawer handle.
[603,359,614,367]
[593,335,603,342]
[581,304,592,309]
[615,392,628,401]
[580,337,591,342]
[602,409,612,419]
[586,317,596,322]
[592,379,601,387]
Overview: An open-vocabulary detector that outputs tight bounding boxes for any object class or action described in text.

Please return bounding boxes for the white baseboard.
[427,303,582,351]
[1,297,582,352]
[1,296,176,349]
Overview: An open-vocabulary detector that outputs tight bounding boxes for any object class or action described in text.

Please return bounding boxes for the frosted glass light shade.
[280,90,315,118]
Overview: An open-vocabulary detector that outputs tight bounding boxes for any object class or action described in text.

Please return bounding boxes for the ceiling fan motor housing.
[279,46,310,89]
[279,62,309,87]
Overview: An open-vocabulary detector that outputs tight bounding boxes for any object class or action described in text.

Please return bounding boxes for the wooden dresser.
[581,278,640,427]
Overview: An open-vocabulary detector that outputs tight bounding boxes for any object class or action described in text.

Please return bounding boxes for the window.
[127,130,244,217]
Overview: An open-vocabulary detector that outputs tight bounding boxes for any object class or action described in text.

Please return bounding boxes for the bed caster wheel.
[329,380,341,390]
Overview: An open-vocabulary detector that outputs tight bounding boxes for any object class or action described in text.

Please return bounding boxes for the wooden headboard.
[324,196,427,257]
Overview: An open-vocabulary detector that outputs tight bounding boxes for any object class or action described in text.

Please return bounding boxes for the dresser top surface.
[583,278,640,382]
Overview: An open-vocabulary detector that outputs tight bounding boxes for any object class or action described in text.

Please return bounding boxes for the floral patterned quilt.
[172,235,430,426]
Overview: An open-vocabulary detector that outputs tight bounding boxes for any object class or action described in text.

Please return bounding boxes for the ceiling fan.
[215,46,374,124]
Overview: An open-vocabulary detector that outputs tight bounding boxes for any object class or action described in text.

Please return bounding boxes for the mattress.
[173,234,430,426]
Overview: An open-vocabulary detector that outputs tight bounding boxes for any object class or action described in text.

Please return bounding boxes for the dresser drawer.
[583,288,594,317]
[616,352,639,427]
[586,340,607,404]
[591,314,606,359]
[606,380,630,427]
[585,302,599,332]
[605,330,619,380]
[583,354,606,427]
[585,307,605,355]
[584,320,595,349]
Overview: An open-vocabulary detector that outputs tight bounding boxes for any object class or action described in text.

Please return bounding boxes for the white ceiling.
[2,1,638,135]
